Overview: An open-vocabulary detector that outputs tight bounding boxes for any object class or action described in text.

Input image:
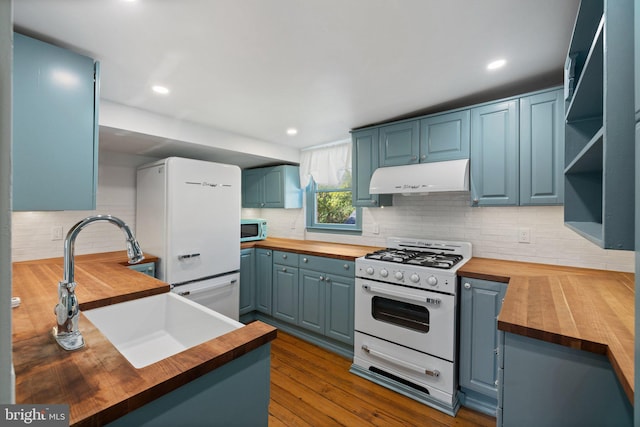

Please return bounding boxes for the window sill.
[306,225,362,236]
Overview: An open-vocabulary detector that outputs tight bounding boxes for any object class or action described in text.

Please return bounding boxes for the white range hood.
[369,158,469,195]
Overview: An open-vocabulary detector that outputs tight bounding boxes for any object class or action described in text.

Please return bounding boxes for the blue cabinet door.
[272,264,298,324]
[263,167,285,208]
[255,249,272,315]
[459,277,506,414]
[298,268,325,335]
[379,121,420,166]
[520,90,564,205]
[324,273,354,345]
[419,110,470,162]
[242,169,264,208]
[242,165,301,208]
[352,128,392,207]
[13,33,98,211]
[470,100,519,206]
[239,248,255,315]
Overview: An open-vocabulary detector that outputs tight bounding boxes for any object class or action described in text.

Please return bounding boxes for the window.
[300,141,362,234]
[306,172,362,233]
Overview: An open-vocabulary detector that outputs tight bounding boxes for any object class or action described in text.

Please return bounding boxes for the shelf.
[564,127,603,174]
[567,0,604,56]
[565,19,604,122]
[564,222,604,248]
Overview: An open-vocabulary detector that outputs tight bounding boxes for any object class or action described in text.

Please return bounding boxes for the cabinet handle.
[495,380,499,386]
[266,251,271,256]
[326,276,332,283]
[411,155,418,161]
[282,267,287,272]
[464,282,471,289]
[282,254,287,259]
[319,275,325,281]
[343,264,349,270]
[303,257,308,263]
[420,154,426,160]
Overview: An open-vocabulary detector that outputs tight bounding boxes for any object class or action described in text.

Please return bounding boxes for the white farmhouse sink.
[84,292,243,368]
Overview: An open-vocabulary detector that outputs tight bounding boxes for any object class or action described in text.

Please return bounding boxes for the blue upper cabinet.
[351,128,392,207]
[241,165,302,209]
[520,90,564,205]
[419,110,470,162]
[378,121,420,166]
[564,0,634,250]
[13,33,99,211]
[470,100,519,206]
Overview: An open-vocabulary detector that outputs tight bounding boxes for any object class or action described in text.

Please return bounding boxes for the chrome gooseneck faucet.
[53,214,145,351]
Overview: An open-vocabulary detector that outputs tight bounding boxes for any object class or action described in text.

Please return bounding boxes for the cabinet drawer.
[273,250,299,267]
[299,255,354,276]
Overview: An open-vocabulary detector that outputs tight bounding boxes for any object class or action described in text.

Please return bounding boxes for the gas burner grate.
[364,249,464,269]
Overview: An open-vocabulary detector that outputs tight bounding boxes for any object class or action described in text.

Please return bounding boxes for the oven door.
[355,278,456,361]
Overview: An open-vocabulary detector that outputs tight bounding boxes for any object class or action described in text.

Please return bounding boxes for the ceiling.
[13,0,580,157]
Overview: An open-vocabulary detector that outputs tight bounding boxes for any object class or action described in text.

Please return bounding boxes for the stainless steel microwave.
[241,219,267,242]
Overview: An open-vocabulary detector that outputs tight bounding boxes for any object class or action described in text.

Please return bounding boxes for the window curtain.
[299,141,352,188]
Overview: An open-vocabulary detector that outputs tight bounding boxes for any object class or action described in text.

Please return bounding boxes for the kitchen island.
[12,251,277,427]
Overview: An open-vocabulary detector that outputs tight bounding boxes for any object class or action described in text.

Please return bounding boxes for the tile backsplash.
[243,192,635,273]
[12,153,635,273]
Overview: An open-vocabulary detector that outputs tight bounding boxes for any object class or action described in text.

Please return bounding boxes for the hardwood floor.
[269,332,495,427]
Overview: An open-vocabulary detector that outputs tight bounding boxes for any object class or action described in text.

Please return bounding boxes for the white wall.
[244,192,635,273]
[13,155,634,273]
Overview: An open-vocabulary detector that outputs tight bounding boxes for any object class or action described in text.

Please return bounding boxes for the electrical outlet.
[51,226,63,241]
[373,223,380,235]
[518,228,531,243]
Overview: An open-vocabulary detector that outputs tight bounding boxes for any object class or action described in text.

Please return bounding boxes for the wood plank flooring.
[269,332,495,427]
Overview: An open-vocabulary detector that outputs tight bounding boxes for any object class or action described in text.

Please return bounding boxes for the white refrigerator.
[136,157,241,320]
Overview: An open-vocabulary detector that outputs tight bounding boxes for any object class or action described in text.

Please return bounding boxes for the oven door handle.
[361,283,438,305]
[361,345,440,377]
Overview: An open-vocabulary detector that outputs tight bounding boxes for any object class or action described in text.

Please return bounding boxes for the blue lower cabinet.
[298,267,355,346]
[501,333,632,427]
[127,262,156,278]
[255,249,273,315]
[239,248,256,315]
[272,263,299,323]
[323,273,354,345]
[459,277,506,416]
[107,344,271,427]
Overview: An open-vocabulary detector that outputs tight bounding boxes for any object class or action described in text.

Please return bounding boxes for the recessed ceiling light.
[487,59,507,70]
[152,85,170,95]
[286,128,298,136]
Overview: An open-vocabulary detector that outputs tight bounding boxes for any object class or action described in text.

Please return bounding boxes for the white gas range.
[350,237,472,416]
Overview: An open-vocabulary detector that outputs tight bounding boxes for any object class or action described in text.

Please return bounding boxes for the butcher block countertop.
[241,236,383,260]
[459,257,634,402]
[12,251,277,427]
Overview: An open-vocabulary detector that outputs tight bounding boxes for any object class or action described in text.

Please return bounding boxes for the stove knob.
[365,267,375,275]
[410,273,420,283]
[394,271,404,281]
[427,275,438,286]
[380,269,389,278]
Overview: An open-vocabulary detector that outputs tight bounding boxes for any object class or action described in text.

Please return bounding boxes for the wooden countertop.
[12,251,277,427]
[459,257,634,402]
[241,237,383,260]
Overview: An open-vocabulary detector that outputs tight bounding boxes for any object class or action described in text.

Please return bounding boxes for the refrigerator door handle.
[178,253,201,260]
[175,279,238,297]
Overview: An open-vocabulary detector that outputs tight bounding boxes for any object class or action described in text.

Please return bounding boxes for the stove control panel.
[356,260,457,295]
